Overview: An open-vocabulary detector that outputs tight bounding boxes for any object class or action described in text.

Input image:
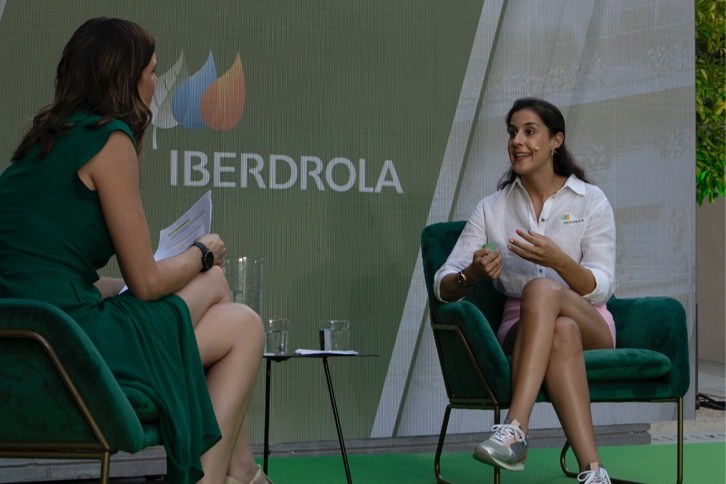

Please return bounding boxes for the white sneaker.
[472,419,528,471]
[577,463,611,484]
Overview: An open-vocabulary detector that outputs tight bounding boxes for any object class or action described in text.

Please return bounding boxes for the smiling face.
[137,52,158,107]
[507,108,563,178]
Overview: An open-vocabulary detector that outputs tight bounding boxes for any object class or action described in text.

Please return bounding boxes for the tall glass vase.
[223,256,266,320]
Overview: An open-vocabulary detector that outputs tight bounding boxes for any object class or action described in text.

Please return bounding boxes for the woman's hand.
[195,233,227,267]
[507,229,567,269]
[508,229,596,296]
[468,246,503,283]
[438,245,501,302]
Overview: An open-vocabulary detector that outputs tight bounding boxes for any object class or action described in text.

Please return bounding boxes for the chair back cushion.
[421,221,506,330]
[422,222,511,403]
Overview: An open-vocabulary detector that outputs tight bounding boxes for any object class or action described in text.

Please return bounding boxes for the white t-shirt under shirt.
[434,174,616,306]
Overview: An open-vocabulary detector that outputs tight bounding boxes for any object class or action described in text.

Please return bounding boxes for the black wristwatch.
[456,271,468,288]
[191,241,215,272]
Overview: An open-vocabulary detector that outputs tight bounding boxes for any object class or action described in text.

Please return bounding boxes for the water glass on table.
[319,320,350,351]
[265,319,289,355]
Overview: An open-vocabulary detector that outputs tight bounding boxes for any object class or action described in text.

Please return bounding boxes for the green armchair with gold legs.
[0,298,161,483]
[421,221,690,484]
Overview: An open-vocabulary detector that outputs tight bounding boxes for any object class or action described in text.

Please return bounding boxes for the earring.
[550,148,556,156]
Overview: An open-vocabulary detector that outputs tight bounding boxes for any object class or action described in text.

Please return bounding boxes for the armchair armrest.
[607,296,690,397]
[435,300,512,403]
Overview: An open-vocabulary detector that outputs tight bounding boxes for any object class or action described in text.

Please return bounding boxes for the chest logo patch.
[561,213,584,225]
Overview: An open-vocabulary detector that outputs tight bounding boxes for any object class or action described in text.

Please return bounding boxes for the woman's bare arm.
[81,132,224,301]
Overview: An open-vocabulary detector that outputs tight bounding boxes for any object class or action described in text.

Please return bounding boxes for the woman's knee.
[551,317,583,356]
[234,304,264,348]
[520,278,565,318]
[522,278,564,301]
[206,266,232,300]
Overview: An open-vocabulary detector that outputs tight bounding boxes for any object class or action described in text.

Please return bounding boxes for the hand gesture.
[507,229,565,269]
[468,244,502,282]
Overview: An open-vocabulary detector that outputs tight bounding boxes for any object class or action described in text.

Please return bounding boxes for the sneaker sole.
[472,447,525,472]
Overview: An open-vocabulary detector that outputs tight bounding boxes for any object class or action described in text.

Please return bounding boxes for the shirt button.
[540,218,545,222]
[539,269,544,273]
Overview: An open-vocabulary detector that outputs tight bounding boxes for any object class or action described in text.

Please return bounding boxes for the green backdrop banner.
[0,0,485,443]
[0,0,696,447]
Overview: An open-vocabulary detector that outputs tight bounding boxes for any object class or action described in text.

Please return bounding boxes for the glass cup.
[318,320,351,351]
[265,319,289,355]
[223,257,265,319]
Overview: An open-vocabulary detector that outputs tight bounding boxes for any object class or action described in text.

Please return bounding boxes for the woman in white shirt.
[434,98,615,484]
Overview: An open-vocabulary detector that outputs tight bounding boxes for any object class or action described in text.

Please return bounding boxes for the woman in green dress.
[0,18,272,484]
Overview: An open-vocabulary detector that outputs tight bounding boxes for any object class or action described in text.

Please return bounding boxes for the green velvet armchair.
[421,221,690,484]
[0,298,161,483]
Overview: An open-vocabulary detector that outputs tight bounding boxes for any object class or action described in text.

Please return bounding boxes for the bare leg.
[544,317,602,471]
[176,267,265,484]
[227,415,273,483]
[504,278,612,433]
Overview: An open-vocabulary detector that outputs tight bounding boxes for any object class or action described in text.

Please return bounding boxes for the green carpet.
[260,442,725,483]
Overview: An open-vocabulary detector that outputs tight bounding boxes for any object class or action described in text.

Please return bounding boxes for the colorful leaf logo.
[172,51,218,130]
[150,50,247,147]
[201,53,246,132]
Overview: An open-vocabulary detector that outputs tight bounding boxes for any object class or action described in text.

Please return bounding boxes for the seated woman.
[434,98,616,484]
[0,17,271,484]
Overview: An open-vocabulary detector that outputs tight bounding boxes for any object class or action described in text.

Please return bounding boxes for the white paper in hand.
[119,190,212,294]
[154,190,213,261]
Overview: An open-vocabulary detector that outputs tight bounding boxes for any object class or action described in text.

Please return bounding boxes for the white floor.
[649,359,726,444]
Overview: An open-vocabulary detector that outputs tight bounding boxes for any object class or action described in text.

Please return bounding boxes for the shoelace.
[577,466,611,484]
[490,423,527,445]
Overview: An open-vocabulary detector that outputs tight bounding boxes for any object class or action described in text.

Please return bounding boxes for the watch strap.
[192,241,214,272]
[456,271,468,288]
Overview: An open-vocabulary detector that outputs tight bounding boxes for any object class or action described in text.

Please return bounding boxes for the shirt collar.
[507,174,587,197]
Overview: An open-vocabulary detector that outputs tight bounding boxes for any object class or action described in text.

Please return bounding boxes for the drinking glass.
[265,319,289,355]
[318,320,350,351]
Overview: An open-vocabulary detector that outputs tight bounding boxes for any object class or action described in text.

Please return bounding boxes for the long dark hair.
[12,17,155,161]
[497,97,589,189]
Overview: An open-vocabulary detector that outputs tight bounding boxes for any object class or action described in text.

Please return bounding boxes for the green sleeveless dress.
[0,113,221,483]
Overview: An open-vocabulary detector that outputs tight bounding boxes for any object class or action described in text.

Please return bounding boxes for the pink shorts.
[496,297,616,348]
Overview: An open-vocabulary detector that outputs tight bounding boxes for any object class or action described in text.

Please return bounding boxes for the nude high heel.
[226,464,274,484]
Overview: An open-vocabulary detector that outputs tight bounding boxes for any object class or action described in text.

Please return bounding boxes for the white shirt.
[434,175,616,305]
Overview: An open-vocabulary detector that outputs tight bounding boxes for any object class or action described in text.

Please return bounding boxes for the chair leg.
[434,405,504,484]
[560,398,685,483]
[676,397,683,484]
[434,405,453,484]
[560,440,577,478]
[100,451,111,484]
[492,407,500,484]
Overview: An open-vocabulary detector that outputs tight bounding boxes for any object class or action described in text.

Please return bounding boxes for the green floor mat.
[260,442,725,483]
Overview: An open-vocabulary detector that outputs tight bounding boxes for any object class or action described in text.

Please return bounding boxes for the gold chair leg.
[676,397,683,484]
[493,407,500,484]
[100,451,111,484]
[560,398,685,483]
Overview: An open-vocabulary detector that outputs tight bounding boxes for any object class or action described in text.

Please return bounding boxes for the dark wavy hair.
[497,97,589,189]
[12,17,155,161]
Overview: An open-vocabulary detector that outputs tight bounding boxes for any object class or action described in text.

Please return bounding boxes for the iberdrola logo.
[150,51,246,148]
[561,213,571,222]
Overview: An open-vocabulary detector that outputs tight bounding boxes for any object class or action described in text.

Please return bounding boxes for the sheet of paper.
[119,190,212,294]
[153,190,212,261]
[294,349,359,356]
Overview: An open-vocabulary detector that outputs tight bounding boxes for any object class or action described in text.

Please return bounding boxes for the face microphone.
[533,147,540,151]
